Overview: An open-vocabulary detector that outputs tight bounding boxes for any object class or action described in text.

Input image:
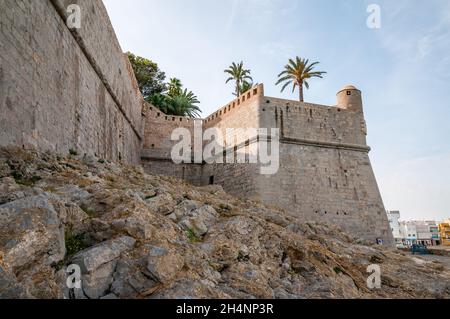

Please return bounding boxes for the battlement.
[204,84,264,125]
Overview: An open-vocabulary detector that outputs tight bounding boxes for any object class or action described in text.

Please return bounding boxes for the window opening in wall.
[209,176,214,185]
[253,89,258,95]
[347,91,351,96]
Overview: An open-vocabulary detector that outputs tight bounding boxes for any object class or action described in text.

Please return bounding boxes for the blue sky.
[103,0,450,221]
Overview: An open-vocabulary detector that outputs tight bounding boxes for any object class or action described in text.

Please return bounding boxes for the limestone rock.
[82,261,116,299]
[0,162,11,178]
[72,236,136,273]
[145,192,176,215]
[0,177,24,204]
[0,265,30,299]
[0,194,66,269]
[0,148,449,300]
[54,185,91,204]
[146,245,185,283]
[170,200,219,237]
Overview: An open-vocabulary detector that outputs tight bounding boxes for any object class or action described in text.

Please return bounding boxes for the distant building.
[386,211,402,246]
[399,220,441,247]
[440,220,450,246]
[399,222,418,247]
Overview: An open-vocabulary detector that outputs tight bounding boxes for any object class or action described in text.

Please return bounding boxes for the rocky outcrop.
[0,147,449,299]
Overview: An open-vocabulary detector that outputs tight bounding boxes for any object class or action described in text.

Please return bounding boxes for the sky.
[103,0,450,221]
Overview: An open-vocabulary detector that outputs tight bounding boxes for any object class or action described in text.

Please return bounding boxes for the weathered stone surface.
[0,0,142,164]
[0,149,448,299]
[0,177,24,205]
[0,162,11,178]
[54,185,91,204]
[72,237,136,274]
[0,265,30,299]
[170,200,219,237]
[146,246,185,283]
[82,261,116,299]
[0,194,65,269]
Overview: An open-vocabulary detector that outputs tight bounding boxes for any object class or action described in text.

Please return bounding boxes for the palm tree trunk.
[299,81,304,102]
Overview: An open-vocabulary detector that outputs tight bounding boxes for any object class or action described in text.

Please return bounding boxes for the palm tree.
[224,61,253,97]
[233,81,254,97]
[167,89,202,118]
[167,78,183,97]
[276,57,326,102]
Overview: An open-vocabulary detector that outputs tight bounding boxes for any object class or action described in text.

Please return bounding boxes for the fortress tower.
[337,85,363,112]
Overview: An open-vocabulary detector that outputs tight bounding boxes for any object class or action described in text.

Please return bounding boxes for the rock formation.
[0,147,448,299]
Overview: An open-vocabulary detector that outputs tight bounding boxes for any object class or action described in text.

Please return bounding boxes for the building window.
[347,91,351,96]
[209,176,214,185]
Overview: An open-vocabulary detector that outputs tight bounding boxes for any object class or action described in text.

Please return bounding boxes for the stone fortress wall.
[142,83,394,245]
[0,0,394,245]
[0,0,144,164]
[254,87,393,244]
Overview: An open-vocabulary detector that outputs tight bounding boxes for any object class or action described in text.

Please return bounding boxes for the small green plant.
[186,228,202,243]
[11,171,41,186]
[69,149,78,156]
[65,231,88,257]
[53,260,67,272]
[333,266,343,275]
[80,204,97,218]
[98,159,105,164]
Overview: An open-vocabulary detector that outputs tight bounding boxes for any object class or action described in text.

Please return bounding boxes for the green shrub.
[65,231,88,257]
[333,266,343,274]
[11,171,41,186]
[186,229,202,243]
[80,204,97,218]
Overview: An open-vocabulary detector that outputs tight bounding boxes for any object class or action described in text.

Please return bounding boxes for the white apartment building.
[386,211,402,246]
[399,220,440,247]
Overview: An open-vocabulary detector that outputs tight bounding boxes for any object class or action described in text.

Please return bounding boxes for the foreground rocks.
[0,147,449,299]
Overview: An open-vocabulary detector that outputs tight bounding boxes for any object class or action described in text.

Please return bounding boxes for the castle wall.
[254,96,393,245]
[260,97,367,147]
[141,104,205,185]
[0,0,143,164]
[141,86,265,198]
[255,144,393,245]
